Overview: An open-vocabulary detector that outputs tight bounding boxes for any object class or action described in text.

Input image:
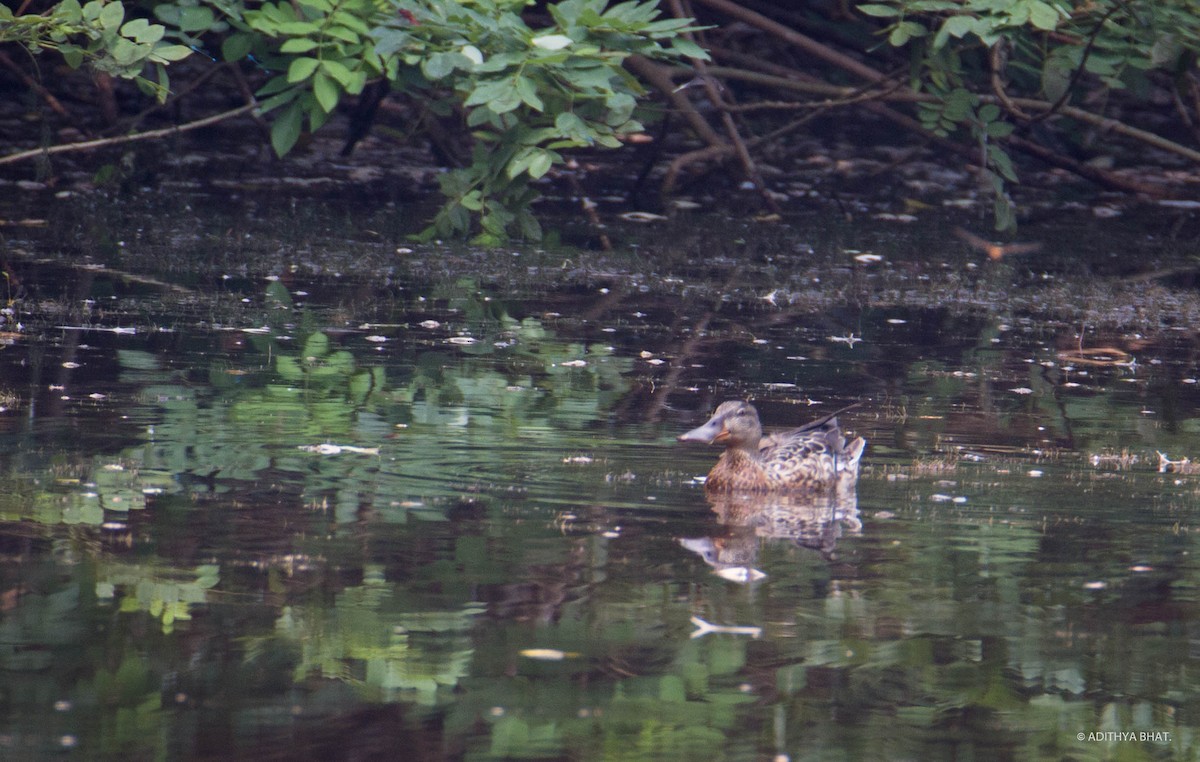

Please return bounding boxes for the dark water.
[1,203,1199,760]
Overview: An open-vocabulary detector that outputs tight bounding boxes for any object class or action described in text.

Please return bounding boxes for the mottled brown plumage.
[677,401,865,492]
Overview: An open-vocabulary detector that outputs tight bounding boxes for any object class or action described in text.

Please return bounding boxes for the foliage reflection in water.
[0,265,1197,760]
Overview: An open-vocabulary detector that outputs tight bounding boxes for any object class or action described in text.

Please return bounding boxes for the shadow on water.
[1,193,1200,759]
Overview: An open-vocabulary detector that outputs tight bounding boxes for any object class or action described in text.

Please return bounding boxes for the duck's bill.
[677,419,726,444]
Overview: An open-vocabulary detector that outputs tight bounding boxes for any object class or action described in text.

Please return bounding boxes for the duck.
[677,400,865,492]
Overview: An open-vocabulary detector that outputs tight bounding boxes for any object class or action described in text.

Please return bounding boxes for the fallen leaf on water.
[619,211,668,223]
[520,648,579,660]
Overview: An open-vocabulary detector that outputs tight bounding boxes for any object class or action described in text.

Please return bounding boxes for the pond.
[1,190,1199,760]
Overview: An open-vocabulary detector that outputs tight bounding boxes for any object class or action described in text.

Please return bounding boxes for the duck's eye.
[736,408,748,416]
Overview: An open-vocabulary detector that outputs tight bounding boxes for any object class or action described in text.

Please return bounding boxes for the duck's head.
[677,401,763,450]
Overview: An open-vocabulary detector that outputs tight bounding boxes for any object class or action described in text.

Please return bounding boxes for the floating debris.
[1057,347,1133,366]
[559,359,587,367]
[56,325,136,335]
[619,211,668,223]
[447,336,477,345]
[714,567,766,583]
[298,444,380,456]
[1158,451,1200,474]
[419,320,440,329]
[690,616,762,639]
[364,335,387,343]
[931,494,967,503]
[1010,387,1034,395]
[1158,199,1200,209]
[828,333,862,347]
[519,648,579,661]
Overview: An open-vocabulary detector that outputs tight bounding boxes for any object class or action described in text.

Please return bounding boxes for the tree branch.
[0,103,258,167]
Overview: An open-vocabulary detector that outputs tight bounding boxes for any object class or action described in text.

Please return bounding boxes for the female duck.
[677,400,865,492]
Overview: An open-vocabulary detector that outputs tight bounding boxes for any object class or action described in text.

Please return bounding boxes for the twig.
[1005,134,1171,196]
[0,50,78,127]
[690,0,887,84]
[694,0,1200,177]
[662,143,735,196]
[668,0,779,213]
[625,55,725,147]
[0,103,258,167]
[1024,2,1123,125]
[989,40,1032,121]
[560,160,612,251]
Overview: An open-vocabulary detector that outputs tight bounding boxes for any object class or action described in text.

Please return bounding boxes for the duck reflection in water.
[676,401,866,576]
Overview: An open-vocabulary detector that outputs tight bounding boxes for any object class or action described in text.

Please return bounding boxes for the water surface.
[1,198,1199,760]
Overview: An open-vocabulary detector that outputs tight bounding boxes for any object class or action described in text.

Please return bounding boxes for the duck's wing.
[761,413,844,453]
[757,418,842,484]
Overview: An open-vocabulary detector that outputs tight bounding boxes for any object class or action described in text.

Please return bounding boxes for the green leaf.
[857,3,900,17]
[149,44,193,63]
[515,76,543,111]
[1028,1,1060,32]
[276,355,303,381]
[423,51,466,80]
[985,120,1014,138]
[81,0,103,22]
[527,151,553,179]
[321,58,355,88]
[280,38,319,53]
[506,148,535,179]
[109,37,142,66]
[178,6,215,32]
[945,15,981,39]
[60,43,85,69]
[276,20,321,35]
[312,70,339,113]
[344,70,367,95]
[271,100,304,156]
[987,144,1018,182]
[98,1,124,30]
[464,78,515,108]
[890,21,925,46]
[1041,59,1071,102]
[222,33,254,63]
[460,190,483,211]
[120,18,149,38]
[303,332,330,358]
[671,37,708,59]
[324,25,361,44]
[287,57,320,83]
